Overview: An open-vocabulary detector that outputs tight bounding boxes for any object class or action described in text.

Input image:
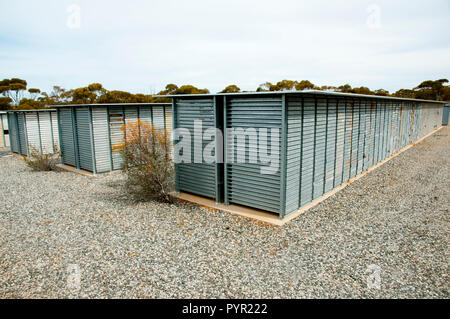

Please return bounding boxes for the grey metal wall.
[7,110,58,156]
[58,104,171,174]
[173,98,218,200]
[443,104,449,126]
[284,97,443,217]
[225,95,282,213]
[0,113,8,148]
[173,93,443,218]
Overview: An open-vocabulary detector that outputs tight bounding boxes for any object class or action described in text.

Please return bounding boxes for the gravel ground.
[0,127,449,299]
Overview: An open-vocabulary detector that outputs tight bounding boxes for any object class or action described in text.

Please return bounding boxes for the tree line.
[0,78,448,110]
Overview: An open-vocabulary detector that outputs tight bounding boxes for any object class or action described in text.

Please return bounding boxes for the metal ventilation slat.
[333,99,346,187]
[92,107,112,173]
[175,98,217,199]
[324,99,337,193]
[59,109,77,167]
[25,112,40,154]
[226,96,282,214]
[51,111,59,151]
[38,112,54,153]
[109,107,125,170]
[17,113,28,155]
[75,108,93,172]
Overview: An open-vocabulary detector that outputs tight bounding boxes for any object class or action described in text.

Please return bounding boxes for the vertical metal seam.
[341,98,347,183]
[223,96,229,205]
[88,106,97,174]
[72,108,80,170]
[333,98,339,188]
[172,99,179,193]
[49,111,55,153]
[213,96,220,203]
[280,94,287,217]
[106,106,113,171]
[362,100,368,170]
[311,96,317,199]
[22,113,29,156]
[57,109,64,164]
[298,96,304,207]
[36,111,43,153]
[322,98,329,195]
[122,106,126,142]
[348,100,354,181]
[355,99,361,175]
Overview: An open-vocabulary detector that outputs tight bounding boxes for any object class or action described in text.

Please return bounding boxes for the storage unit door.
[2,114,10,147]
[25,112,41,153]
[443,105,449,125]
[38,112,54,153]
[225,96,282,214]
[51,111,59,150]
[0,118,4,147]
[8,114,19,153]
[92,107,112,173]
[17,113,28,155]
[174,98,217,199]
[109,107,125,170]
[59,108,77,167]
[75,108,94,172]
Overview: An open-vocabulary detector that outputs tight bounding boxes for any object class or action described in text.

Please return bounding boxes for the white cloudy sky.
[0,0,449,95]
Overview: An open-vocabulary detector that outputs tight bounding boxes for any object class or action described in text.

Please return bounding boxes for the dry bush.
[23,145,60,171]
[115,120,174,203]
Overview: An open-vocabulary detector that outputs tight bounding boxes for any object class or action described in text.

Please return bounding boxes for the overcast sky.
[0,0,449,95]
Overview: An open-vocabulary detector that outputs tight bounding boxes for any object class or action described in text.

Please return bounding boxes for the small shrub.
[23,145,60,171]
[116,120,174,203]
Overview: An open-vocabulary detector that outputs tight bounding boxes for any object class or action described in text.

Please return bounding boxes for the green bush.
[117,120,174,203]
[23,146,60,171]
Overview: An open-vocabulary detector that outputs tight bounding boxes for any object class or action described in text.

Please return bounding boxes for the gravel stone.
[0,127,448,298]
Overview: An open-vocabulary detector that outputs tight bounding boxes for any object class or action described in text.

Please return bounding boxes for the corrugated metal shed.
[443,103,449,126]
[0,112,9,148]
[167,91,445,219]
[6,109,59,156]
[55,103,172,174]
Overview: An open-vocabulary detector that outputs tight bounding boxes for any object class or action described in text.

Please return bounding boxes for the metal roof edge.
[155,90,445,104]
[6,108,57,113]
[50,102,171,108]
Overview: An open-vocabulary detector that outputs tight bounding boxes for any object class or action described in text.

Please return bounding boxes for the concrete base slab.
[173,126,444,226]
[56,164,95,177]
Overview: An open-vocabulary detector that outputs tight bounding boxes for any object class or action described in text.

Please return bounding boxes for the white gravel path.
[0,127,448,299]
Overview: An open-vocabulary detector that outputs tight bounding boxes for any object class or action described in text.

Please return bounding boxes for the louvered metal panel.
[285,96,302,213]
[362,101,372,171]
[75,108,93,172]
[175,98,217,199]
[334,99,346,187]
[356,100,365,175]
[25,112,40,154]
[8,113,19,153]
[299,97,315,206]
[225,96,282,213]
[139,106,152,125]
[51,111,59,150]
[59,108,77,167]
[2,114,10,147]
[312,98,326,199]
[152,106,165,130]
[38,112,54,153]
[109,107,125,170]
[17,113,28,155]
[349,100,359,179]
[165,105,173,136]
[92,107,112,173]
[324,99,337,193]
[0,117,3,148]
